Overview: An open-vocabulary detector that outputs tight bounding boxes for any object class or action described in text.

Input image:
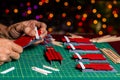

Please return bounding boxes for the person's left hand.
[8,20,47,44]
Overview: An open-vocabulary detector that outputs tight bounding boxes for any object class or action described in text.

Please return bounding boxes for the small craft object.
[45,46,63,64]
[90,35,120,43]
[73,53,106,60]
[62,36,91,43]
[0,67,15,74]
[76,62,113,71]
[32,66,52,75]
[43,65,60,71]
[100,48,120,64]
[14,29,41,48]
[67,43,98,50]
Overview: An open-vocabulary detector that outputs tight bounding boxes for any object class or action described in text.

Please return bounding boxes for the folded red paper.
[76,63,113,71]
[45,47,63,64]
[62,37,90,43]
[73,54,106,60]
[67,45,98,50]
[14,30,41,48]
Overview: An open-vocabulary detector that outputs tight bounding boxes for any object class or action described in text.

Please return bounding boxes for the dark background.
[0,0,120,35]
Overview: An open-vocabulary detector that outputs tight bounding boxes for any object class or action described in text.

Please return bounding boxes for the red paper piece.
[76,63,113,71]
[67,45,98,50]
[14,30,41,47]
[73,54,106,60]
[62,37,90,43]
[45,47,63,63]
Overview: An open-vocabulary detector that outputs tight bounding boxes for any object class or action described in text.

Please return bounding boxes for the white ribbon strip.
[35,27,39,39]
[79,62,85,69]
[75,53,82,59]
[69,43,76,50]
[64,36,70,42]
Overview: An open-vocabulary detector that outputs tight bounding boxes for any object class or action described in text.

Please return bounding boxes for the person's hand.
[0,38,23,65]
[8,20,47,44]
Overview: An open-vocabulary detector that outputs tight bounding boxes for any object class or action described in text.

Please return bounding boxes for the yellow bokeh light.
[48,27,53,32]
[114,13,118,18]
[102,18,107,22]
[91,0,95,4]
[66,21,71,26]
[27,10,32,14]
[92,9,97,13]
[49,13,54,18]
[39,1,43,6]
[64,2,69,6]
[56,0,60,3]
[83,13,87,18]
[45,0,49,3]
[107,4,112,9]
[102,24,107,28]
[77,5,82,10]
[14,9,18,13]
[97,14,101,18]
[99,31,103,35]
[93,20,98,24]
[113,0,117,4]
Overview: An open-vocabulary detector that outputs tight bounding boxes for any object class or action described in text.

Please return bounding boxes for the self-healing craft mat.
[0,43,120,80]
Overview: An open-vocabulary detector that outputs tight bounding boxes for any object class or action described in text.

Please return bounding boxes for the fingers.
[11,42,23,53]
[10,51,20,60]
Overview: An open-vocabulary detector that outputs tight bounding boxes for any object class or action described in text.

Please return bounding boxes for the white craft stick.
[0,67,15,74]
[32,67,48,75]
[79,62,85,69]
[35,27,39,39]
[64,36,70,42]
[69,43,76,50]
[32,67,52,74]
[75,52,82,60]
[43,65,60,71]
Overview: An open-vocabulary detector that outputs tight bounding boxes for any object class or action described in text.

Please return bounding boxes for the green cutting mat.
[0,43,120,80]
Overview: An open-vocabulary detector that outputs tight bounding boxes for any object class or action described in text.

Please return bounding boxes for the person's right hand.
[0,38,23,65]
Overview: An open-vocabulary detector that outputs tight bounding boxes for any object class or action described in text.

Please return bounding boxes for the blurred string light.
[75,14,80,20]
[113,0,117,4]
[5,9,10,14]
[26,2,31,6]
[13,8,18,13]
[77,5,82,10]
[78,22,83,27]
[39,14,43,19]
[102,18,107,22]
[27,10,32,15]
[97,13,101,18]
[92,9,97,13]
[64,2,69,6]
[45,0,49,4]
[66,21,71,26]
[91,0,95,4]
[93,20,98,24]
[48,27,53,32]
[62,13,66,18]
[39,1,43,6]
[33,5,38,9]
[56,0,60,3]
[102,24,107,29]
[98,30,103,35]
[107,4,112,9]
[48,13,54,19]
